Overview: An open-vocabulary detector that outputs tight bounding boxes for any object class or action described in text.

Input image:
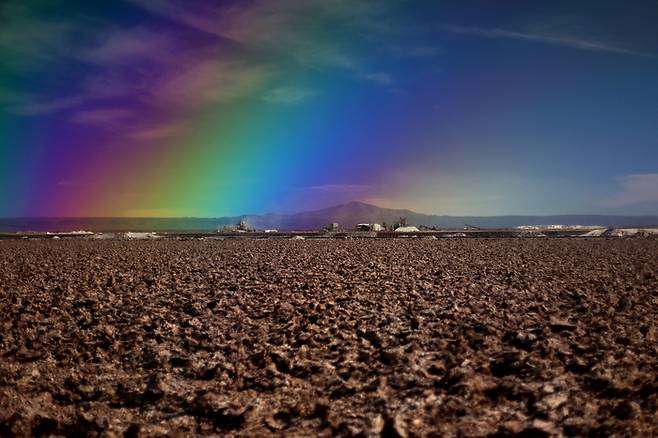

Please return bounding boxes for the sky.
[1,0,657,217]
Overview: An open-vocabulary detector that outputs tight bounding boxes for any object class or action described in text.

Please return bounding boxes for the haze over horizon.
[2,1,657,217]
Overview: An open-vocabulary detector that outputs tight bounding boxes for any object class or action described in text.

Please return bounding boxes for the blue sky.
[1,0,657,216]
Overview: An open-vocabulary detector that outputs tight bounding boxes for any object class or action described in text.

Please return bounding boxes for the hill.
[2,201,658,232]
[243,201,658,230]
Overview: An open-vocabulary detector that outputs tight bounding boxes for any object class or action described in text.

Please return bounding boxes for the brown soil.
[0,239,657,437]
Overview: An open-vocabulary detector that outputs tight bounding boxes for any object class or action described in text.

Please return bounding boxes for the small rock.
[549,317,576,333]
[124,423,140,438]
[612,400,640,420]
[499,420,528,434]
[530,419,559,436]
[192,393,248,431]
[381,414,407,438]
[370,414,385,434]
[540,393,568,410]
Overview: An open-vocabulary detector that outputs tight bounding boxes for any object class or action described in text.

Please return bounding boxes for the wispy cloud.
[309,184,374,194]
[291,43,358,70]
[125,0,233,39]
[79,26,175,65]
[263,87,320,104]
[5,74,139,116]
[9,95,89,116]
[128,0,355,66]
[127,0,400,73]
[2,0,429,123]
[444,25,655,58]
[0,10,79,70]
[150,58,272,107]
[0,9,157,115]
[127,0,392,42]
[387,44,439,58]
[71,108,133,126]
[604,173,658,207]
[127,122,189,141]
[359,72,394,85]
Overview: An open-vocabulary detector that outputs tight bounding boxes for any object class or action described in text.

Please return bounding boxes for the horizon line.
[1,200,657,220]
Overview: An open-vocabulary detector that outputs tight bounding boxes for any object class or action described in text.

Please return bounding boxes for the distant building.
[356,223,384,231]
[328,223,339,231]
[395,226,420,233]
[238,219,253,232]
[264,229,278,233]
[219,218,254,233]
[393,217,410,230]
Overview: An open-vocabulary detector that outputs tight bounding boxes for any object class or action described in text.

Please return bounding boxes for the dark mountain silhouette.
[242,201,658,230]
[2,201,657,232]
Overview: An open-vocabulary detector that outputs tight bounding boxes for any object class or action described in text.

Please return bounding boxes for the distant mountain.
[1,201,657,232]
[242,201,658,230]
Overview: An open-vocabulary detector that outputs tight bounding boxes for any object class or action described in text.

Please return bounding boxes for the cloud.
[0,10,79,70]
[359,72,393,85]
[125,0,232,38]
[604,174,658,207]
[291,43,358,70]
[79,26,175,65]
[308,184,374,193]
[0,9,155,115]
[263,87,320,104]
[443,25,655,57]
[2,0,419,121]
[6,74,139,116]
[387,44,439,58]
[9,95,89,116]
[127,0,395,72]
[0,88,32,106]
[4,27,268,116]
[71,108,133,126]
[128,0,391,41]
[150,58,272,107]
[127,123,189,141]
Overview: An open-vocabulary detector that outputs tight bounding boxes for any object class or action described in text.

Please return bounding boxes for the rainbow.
[2,1,656,217]
[1,1,425,217]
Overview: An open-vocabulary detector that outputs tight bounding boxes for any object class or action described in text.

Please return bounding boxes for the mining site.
[1,239,657,436]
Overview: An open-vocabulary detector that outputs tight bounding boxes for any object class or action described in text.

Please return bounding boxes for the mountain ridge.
[2,201,657,232]
[242,201,658,230]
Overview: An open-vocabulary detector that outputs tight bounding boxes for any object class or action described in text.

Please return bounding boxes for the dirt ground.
[0,239,656,437]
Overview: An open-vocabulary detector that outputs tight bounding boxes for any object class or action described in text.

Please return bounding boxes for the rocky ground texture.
[0,239,657,437]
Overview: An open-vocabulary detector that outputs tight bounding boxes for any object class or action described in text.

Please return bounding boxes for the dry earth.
[0,239,657,437]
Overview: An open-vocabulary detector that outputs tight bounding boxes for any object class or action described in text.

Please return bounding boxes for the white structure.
[579,228,658,237]
[395,226,420,233]
[125,232,161,239]
[356,223,384,231]
[445,232,467,238]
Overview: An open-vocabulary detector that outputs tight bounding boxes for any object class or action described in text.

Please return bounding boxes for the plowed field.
[1,239,657,436]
